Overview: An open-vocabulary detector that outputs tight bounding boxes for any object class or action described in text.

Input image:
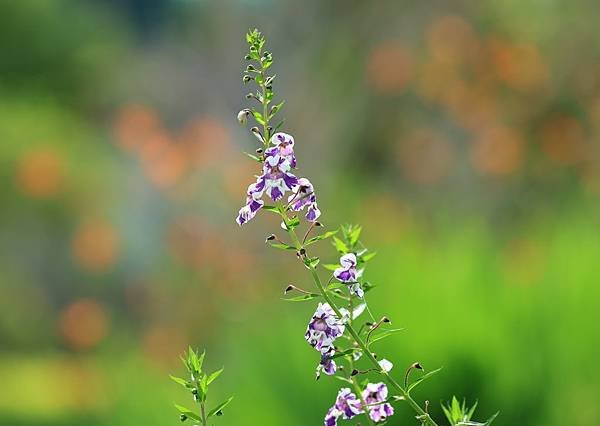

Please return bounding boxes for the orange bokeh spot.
[144,144,188,189]
[142,324,186,369]
[15,148,65,198]
[59,299,109,350]
[489,39,548,92]
[180,117,231,167]
[72,220,120,272]
[471,126,524,176]
[397,129,454,185]
[427,15,478,66]
[113,104,162,152]
[366,41,413,95]
[538,115,586,165]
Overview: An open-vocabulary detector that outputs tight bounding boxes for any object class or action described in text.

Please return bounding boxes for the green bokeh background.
[1,1,599,425]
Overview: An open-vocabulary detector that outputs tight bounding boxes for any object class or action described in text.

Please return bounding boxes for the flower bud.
[265,234,276,242]
[256,148,263,154]
[242,75,253,83]
[180,414,187,422]
[237,109,251,124]
[244,54,251,60]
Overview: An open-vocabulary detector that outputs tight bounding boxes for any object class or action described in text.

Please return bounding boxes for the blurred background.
[1,1,599,425]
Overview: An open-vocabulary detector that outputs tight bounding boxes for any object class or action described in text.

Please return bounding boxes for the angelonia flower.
[236,132,321,225]
[305,302,346,354]
[324,388,364,426]
[362,382,394,423]
[333,253,364,297]
[316,346,337,378]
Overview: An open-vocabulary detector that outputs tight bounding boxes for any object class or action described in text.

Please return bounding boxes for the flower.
[266,132,297,167]
[362,383,394,423]
[333,253,364,297]
[324,388,364,425]
[236,154,298,225]
[305,303,346,354]
[316,347,337,378]
[288,177,321,222]
[378,359,393,372]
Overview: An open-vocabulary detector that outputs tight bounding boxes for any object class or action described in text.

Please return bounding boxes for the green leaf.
[175,404,201,422]
[169,375,192,389]
[243,152,262,163]
[349,225,362,246]
[199,374,208,399]
[267,241,296,251]
[269,101,285,119]
[273,120,285,133]
[484,412,500,425]
[207,396,234,418]
[368,328,404,345]
[304,256,320,268]
[282,293,321,302]
[360,252,377,262]
[407,367,443,394]
[305,230,338,246]
[332,236,348,254]
[283,216,300,231]
[262,205,280,213]
[329,348,358,360]
[322,263,339,271]
[252,110,265,125]
[207,368,224,385]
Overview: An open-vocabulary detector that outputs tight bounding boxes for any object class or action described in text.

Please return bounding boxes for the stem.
[279,212,438,426]
[350,358,376,426]
[200,401,207,426]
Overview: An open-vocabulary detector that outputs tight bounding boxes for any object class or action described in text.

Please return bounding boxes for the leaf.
[360,252,377,262]
[252,110,265,125]
[304,256,320,268]
[175,404,201,422]
[199,373,209,396]
[305,230,338,246]
[349,225,362,246]
[332,236,349,254]
[368,328,405,345]
[207,396,234,418]
[407,367,443,394]
[273,120,285,133]
[207,368,223,385]
[484,412,499,425]
[282,293,321,302]
[322,263,339,271]
[267,241,296,251]
[262,205,280,213]
[329,348,358,360]
[169,375,192,389]
[243,152,262,163]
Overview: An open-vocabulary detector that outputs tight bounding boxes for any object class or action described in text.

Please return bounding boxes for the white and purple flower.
[305,303,346,355]
[324,388,364,425]
[288,177,321,222]
[333,253,364,297]
[362,382,394,423]
[265,132,297,167]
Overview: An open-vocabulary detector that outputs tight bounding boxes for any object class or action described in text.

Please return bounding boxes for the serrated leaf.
[175,404,201,422]
[282,293,321,302]
[305,230,338,246]
[207,396,234,418]
[332,236,348,253]
[207,368,224,385]
[407,367,443,394]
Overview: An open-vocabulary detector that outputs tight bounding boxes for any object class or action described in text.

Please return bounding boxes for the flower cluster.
[236,132,320,225]
[324,383,394,425]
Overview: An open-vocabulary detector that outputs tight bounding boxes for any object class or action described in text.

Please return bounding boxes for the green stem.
[349,359,376,426]
[279,211,437,426]
[200,401,207,426]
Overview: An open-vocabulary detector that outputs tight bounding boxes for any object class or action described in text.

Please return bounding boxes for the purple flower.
[236,180,266,225]
[362,383,394,423]
[324,388,364,425]
[266,132,297,167]
[305,303,346,354]
[316,347,337,379]
[288,177,321,222]
[333,254,364,297]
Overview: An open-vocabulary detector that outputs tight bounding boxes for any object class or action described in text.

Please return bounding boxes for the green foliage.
[442,397,498,426]
[171,348,233,425]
